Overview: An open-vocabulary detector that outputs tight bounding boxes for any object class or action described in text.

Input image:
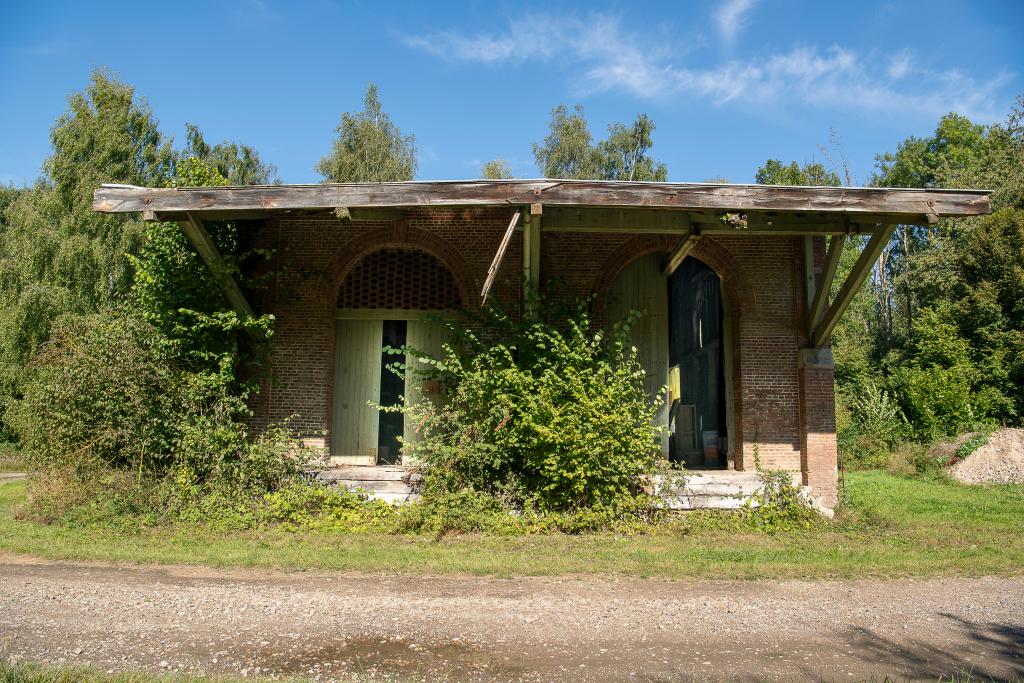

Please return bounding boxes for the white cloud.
[714,0,759,44]
[403,13,1013,122]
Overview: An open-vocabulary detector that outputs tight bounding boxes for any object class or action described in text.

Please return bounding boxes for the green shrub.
[394,299,663,512]
[837,380,910,469]
[8,313,305,491]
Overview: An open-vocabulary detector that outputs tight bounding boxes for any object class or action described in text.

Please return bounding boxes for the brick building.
[94,180,991,506]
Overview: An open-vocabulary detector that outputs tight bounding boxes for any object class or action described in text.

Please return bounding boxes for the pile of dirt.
[949,428,1024,484]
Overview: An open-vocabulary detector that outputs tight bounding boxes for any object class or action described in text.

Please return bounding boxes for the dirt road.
[1,557,1021,681]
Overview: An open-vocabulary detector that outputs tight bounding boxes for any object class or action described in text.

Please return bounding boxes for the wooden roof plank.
[93,180,991,219]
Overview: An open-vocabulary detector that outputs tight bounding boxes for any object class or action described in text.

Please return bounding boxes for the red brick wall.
[243,215,837,499]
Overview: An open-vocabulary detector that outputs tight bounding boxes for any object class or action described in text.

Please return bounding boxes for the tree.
[754,159,840,186]
[316,84,416,182]
[181,124,279,185]
[0,70,174,433]
[480,158,513,179]
[533,105,668,181]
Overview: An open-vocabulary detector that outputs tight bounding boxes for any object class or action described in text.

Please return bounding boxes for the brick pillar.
[798,348,838,506]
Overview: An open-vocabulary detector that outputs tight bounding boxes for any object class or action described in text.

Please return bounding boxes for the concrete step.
[318,465,419,482]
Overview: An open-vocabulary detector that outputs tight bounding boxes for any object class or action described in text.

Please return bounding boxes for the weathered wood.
[179,213,261,338]
[663,232,703,276]
[803,236,817,334]
[94,180,992,220]
[808,234,846,334]
[812,226,896,347]
[523,210,541,290]
[481,210,521,304]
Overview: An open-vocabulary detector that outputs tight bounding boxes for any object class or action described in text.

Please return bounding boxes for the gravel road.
[1,556,1022,681]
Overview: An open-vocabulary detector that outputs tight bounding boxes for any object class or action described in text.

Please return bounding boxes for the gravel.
[951,428,1024,485]
[2,557,1023,681]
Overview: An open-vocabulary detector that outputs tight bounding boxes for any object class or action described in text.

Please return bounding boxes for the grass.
[0,443,26,473]
[0,662,308,683]
[0,471,1021,580]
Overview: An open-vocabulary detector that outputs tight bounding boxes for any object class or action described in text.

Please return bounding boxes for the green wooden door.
[608,253,670,455]
[331,319,383,465]
[402,318,449,457]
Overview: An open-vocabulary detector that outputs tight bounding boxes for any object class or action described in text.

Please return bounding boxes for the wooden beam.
[812,225,896,348]
[803,236,817,333]
[94,180,992,220]
[807,234,847,334]
[179,212,262,339]
[663,231,703,276]
[481,210,521,304]
[523,205,541,290]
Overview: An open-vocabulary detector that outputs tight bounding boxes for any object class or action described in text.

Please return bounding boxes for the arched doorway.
[608,254,731,468]
[332,248,461,465]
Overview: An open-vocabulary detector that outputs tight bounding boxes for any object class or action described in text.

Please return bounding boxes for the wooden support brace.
[812,225,895,347]
[663,229,702,277]
[807,234,847,335]
[480,210,521,304]
[803,236,817,330]
[179,212,262,339]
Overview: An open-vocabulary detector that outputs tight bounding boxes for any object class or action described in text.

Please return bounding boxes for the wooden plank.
[94,180,992,219]
[178,213,261,338]
[663,233,702,276]
[331,319,383,464]
[812,226,896,347]
[808,234,846,333]
[481,210,521,304]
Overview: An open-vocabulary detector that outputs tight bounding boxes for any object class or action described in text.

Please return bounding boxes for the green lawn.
[0,471,1021,580]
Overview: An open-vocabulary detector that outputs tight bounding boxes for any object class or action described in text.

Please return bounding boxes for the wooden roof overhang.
[92,179,992,348]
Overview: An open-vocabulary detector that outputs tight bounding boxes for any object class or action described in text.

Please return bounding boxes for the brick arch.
[592,233,751,471]
[323,223,478,311]
[592,234,753,316]
[320,224,478,451]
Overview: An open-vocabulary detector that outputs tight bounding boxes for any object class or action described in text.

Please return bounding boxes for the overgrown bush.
[393,299,663,511]
[7,313,304,491]
[837,379,910,469]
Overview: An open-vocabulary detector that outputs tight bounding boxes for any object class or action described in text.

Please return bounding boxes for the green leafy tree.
[316,84,416,182]
[0,70,173,433]
[181,124,279,185]
[533,105,668,181]
[480,158,513,179]
[754,159,840,186]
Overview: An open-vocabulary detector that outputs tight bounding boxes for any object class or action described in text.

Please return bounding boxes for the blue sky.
[2,1,1022,186]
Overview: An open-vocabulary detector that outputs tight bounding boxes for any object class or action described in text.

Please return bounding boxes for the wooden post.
[523,203,542,290]
[812,225,895,347]
[179,212,262,339]
[803,236,817,339]
[807,234,846,335]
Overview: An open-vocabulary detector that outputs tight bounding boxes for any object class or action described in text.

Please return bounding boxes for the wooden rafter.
[811,225,896,348]
[480,210,521,304]
[663,231,703,277]
[179,213,262,339]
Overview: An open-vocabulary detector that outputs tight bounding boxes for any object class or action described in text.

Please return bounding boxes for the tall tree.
[754,159,840,186]
[316,84,416,182]
[181,124,279,185]
[533,105,668,181]
[0,70,174,432]
[480,158,513,179]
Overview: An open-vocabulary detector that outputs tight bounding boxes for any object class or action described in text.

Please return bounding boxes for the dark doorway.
[376,319,407,465]
[668,258,727,468]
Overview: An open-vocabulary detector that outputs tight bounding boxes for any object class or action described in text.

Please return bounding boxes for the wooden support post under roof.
[663,229,702,277]
[179,212,262,339]
[523,203,542,290]
[811,225,896,348]
[803,237,817,334]
[807,234,847,336]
